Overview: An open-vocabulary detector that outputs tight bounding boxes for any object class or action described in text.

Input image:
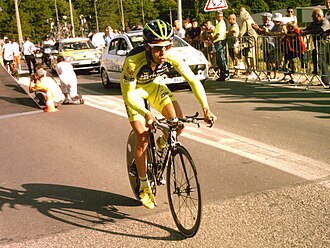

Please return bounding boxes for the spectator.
[104,25,115,47]
[265,13,285,78]
[11,38,21,73]
[326,0,330,22]
[22,36,37,75]
[282,7,298,25]
[186,18,202,49]
[55,56,83,104]
[183,18,192,30]
[132,23,144,31]
[174,20,185,39]
[211,10,229,81]
[253,13,276,79]
[226,14,241,78]
[301,8,330,85]
[239,7,258,80]
[282,21,306,83]
[2,38,14,72]
[201,20,215,67]
[29,67,65,105]
[253,12,274,34]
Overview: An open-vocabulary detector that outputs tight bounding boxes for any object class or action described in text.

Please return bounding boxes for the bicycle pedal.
[129,165,137,177]
[157,177,166,185]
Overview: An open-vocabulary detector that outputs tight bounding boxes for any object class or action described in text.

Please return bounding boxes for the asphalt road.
[0,66,329,247]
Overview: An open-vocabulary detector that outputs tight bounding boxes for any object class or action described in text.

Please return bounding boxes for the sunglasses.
[148,43,173,52]
[288,10,293,13]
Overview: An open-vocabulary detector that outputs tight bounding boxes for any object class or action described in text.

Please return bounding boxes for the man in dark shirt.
[301,8,330,85]
[186,18,202,49]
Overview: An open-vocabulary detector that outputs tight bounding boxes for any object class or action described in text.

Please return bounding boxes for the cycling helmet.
[143,19,174,42]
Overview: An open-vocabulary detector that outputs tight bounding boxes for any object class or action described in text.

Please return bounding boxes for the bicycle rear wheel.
[126,130,157,201]
[166,145,202,238]
[126,130,140,200]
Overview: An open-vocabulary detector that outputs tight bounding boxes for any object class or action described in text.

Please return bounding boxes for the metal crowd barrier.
[198,34,330,88]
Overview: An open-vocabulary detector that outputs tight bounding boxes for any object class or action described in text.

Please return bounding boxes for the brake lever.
[207,118,214,128]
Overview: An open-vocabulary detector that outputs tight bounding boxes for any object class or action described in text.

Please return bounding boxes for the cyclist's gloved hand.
[203,107,217,126]
[145,111,156,129]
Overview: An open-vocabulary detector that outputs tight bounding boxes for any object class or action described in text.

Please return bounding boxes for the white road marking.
[74,91,330,184]
[183,126,330,181]
[0,110,43,120]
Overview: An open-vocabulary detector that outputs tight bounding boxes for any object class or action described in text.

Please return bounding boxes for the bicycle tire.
[166,145,202,238]
[126,130,157,201]
[126,130,140,200]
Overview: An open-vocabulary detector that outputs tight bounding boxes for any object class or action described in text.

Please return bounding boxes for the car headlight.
[65,56,75,62]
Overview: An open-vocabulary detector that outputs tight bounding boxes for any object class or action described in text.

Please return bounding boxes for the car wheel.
[101,68,112,88]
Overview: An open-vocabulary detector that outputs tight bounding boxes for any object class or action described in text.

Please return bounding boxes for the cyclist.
[120,19,216,209]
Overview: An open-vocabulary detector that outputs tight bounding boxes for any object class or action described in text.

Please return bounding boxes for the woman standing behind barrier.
[238,8,258,80]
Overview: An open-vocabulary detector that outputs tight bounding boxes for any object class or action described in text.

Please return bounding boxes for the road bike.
[126,101,213,237]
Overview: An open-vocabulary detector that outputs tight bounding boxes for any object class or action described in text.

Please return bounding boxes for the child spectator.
[227,14,241,78]
[282,21,306,83]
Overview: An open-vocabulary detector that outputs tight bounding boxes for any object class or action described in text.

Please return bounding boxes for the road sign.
[204,0,228,12]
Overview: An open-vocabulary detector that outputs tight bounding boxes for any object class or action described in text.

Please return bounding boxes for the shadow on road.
[204,80,330,118]
[0,184,184,241]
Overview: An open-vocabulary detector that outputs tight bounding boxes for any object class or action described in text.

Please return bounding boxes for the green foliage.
[0,0,316,43]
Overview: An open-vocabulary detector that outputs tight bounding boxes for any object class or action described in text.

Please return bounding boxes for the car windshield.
[61,40,95,51]
[129,35,144,48]
[172,36,189,47]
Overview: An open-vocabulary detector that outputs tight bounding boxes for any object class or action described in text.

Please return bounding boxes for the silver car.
[100,30,209,88]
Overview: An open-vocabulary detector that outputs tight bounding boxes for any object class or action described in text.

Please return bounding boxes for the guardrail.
[197,34,330,88]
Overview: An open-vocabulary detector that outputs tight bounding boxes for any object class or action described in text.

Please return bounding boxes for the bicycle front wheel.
[166,145,202,238]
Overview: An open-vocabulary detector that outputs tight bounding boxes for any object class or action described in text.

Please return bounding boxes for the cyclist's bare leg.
[130,119,149,178]
[130,119,156,208]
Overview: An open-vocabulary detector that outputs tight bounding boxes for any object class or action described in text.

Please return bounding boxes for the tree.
[0,0,316,43]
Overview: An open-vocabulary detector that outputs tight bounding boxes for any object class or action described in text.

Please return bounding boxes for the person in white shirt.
[22,36,37,75]
[173,20,185,39]
[11,38,21,72]
[42,34,55,47]
[2,38,14,71]
[281,7,298,25]
[55,56,83,104]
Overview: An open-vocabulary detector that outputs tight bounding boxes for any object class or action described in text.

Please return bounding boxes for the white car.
[50,37,101,72]
[100,30,209,88]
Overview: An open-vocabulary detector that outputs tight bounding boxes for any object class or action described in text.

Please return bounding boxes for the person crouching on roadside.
[29,67,65,106]
[55,56,83,104]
